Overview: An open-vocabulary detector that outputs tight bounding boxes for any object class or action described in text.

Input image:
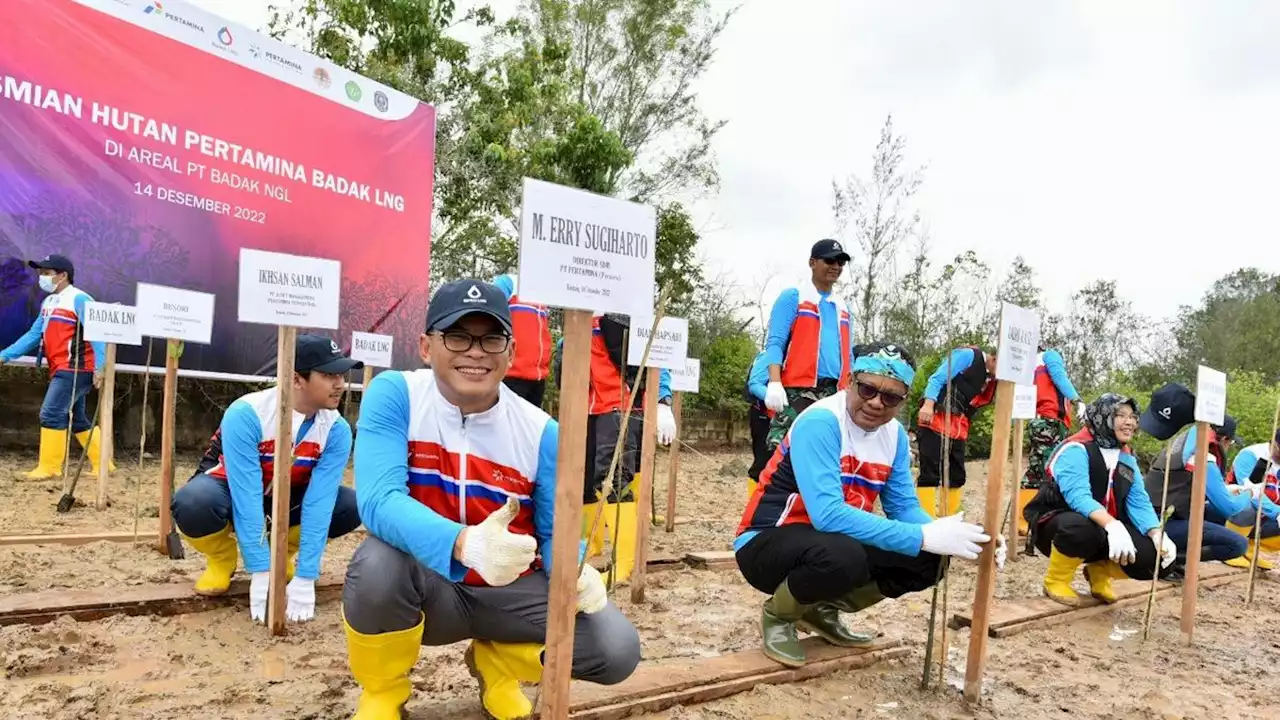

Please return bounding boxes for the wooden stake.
[95,344,117,510]
[664,392,683,534]
[541,309,593,720]
[962,379,1015,704]
[1143,444,1176,641]
[1006,418,1025,562]
[1245,397,1280,606]
[630,367,661,604]
[267,326,297,636]
[157,339,180,553]
[1179,421,1211,645]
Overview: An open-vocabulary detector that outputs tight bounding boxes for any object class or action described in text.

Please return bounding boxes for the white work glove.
[1076,401,1087,420]
[764,381,788,413]
[1104,521,1137,565]
[920,513,991,561]
[656,403,677,446]
[576,564,608,615]
[249,571,270,623]
[1234,482,1265,501]
[285,577,316,622]
[459,498,537,586]
[1158,533,1178,569]
[995,535,1007,570]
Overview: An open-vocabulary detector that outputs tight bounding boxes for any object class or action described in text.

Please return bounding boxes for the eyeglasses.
[434,330,511,354]
[854,381,906,408]
[820,257,846,267]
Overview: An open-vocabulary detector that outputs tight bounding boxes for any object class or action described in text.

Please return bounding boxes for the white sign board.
[1012,383,1037,420]
[516,177,657,316]
[994,302,1040,384]
[351,332,394,368]
[1194,365,1227,426]
[238,248,342,329]
[136,283,215,344]
[670,358,701,394]
[82,302,141,346]
[627,315,689,370]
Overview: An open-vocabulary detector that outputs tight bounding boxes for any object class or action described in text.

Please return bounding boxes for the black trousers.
[735,524,942,604]
[582,411,643,504]
[747,404,772,481]
[915,427,967,488]
[1034,511,1158,580]
[503,377,546,408]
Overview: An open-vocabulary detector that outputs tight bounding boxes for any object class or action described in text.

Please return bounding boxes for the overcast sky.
[191,0,1279,324]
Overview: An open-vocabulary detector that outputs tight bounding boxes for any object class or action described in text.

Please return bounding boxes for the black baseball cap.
[28,253,74,278]
[1214,414,1244,446]
[810,239,851,263]
[295,334,363,374]
[1139,382,1195,441]
[425,280,512,335]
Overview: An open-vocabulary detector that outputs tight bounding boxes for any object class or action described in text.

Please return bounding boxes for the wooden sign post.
[963,302,1040,704]
[351,331,392,422]
[1180,365,1227,645]
[82,302,143,510]
[664,358,700,533]
[516,177,657,719]
[1007,384,1035,560]
[238,248,343,636]
[136,283,216,558]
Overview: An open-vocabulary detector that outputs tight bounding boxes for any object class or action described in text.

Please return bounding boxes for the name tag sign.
[1194,365,1226,426]
[351,331,393,368]
[1012,383,1036,420]
[670,358,701,394]
[136,283,215,343]
[627,315,689,370]
[994,302,1040,384]
[238,248,342,329]
[83,302,142,346]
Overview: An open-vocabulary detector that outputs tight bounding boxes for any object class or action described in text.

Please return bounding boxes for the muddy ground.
[3,446,1279,719]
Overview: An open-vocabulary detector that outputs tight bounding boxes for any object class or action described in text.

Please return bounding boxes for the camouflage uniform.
[765,383,839,450]
[1024,416,1069,489]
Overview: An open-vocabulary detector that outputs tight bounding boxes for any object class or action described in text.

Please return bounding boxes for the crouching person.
[734,343,994,668]
[341,280,640,720]
[171,335,363,622]
[1024,394,1177,606]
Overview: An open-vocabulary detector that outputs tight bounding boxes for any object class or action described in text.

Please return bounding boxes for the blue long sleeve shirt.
[747,351,769,403]
[1052,443,1160,534]
[763,286,848,381]
[491,274,515,299]
[354,371,571,581]
[0,290,107,366]
[733,407,931,555]
[1039,349,1080,402]
[923,348,979,402]
[1230,444,1280,520]
[1182,427,1277,520]
[220,401,352,578]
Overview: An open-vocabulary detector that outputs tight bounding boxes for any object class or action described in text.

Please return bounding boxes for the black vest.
[1144,430,1225,521]
[937,347,991,418]
[1024,433,1136,528]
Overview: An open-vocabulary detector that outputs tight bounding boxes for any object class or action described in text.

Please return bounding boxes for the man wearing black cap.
[760,239,855,451]
[0,254,112,480]
[170,334,362,623]
[341,279,638,720]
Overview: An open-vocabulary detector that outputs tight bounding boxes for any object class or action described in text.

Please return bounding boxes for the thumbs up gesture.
[458,497,538,586]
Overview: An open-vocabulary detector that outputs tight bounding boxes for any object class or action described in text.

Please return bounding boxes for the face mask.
[38,275,58,293]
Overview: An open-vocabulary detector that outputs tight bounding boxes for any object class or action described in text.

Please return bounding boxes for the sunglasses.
[820,257,847,267]
[854,381,906,408]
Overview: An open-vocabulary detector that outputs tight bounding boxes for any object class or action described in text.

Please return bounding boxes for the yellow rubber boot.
[945,487,963,516]
[1016,488,1037,536]
[464,640,543,720]
[344,614,423,719]
[1261,535,1280,553]
[1043,547,1084,607]
[916,486,939,519]
[603,501,638,585]
[581,501,606,559]
[183,525,238,596]
[1225,522,1275,569]
[23,428,67,480]
[1084,561,1120,603]
[286,525,302,581]
[747,478,758,501]
[75,430,116,474]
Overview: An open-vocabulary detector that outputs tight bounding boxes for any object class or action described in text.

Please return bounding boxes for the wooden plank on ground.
[684,551,736,570]
[948,564,1246,635]
[0,531,147,547]
[565,637,908,719]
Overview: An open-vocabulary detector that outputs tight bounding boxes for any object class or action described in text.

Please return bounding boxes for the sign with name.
[136,283,215,343]
[351,332,394,368]
[670,358,701,394]
[1194,365,1227,426]
[238,248,342,329]
[516,177,656,316]
[82,302,141,346]
[1012,383,1036,420]
[627,315,689,370]
[994,302,1040,384]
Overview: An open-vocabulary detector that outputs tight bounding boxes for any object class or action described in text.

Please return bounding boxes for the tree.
[1174,268,1280,381]
[654,202,705,312]
[1057,279,1142,393]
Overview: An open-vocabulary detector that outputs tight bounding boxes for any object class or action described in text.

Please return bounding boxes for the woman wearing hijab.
[1023,394,1177,606]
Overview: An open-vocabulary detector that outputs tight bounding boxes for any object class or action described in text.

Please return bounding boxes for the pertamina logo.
[144,2,205,33]
[143,2,163,14]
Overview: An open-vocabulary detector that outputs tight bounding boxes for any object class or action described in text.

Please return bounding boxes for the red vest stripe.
[779,286,851,390]
[587,317,629,415]
[205,388,338,490]
[38,287,97,375]
[508,294,552,381]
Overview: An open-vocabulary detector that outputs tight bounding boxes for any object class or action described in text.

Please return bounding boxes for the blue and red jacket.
[1033,349,1079,424]
[764,283,853,390]
[492,274,552,382]
[0,285,106,375]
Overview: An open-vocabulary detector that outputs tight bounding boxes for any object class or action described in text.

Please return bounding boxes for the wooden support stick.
[267,326,297,636]
[1180,421,1211,645]
[95,343,117,510]
[1006,418,1025,562]
[962,379,1015,704]
[664,392,683,534]
[631,367,661,604]
[157,339,180,553]
[1246,398,1280,606]
[542,309,593,720]
[1143,444,1176,641]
